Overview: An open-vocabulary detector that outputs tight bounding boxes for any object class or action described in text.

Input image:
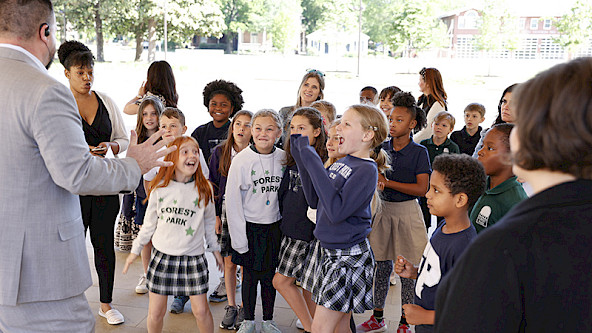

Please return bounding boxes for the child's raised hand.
[122,253,139,275]
[213,251,224,272]
[395,255,417,279]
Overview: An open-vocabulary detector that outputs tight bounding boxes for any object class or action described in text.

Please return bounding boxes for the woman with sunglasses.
[278,70,326,146]
[414,67,448,143]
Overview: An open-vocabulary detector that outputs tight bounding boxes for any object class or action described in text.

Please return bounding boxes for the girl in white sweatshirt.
[226,109,286,333]
[123,136,223,333]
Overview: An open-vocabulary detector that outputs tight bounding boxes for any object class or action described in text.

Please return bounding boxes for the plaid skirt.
[277,236,309,280]
[218,199,232,257]
[146,248,209,296]
[314,239,375,313]
[300,238,322,295]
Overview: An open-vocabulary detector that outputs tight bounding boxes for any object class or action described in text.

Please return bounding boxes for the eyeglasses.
[307,69,325,77]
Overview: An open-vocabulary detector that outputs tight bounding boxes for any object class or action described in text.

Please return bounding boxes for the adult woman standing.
[414,67,447,143]
[123,60,179,115]
[472,84,518,158]
[279,70,325,139]
[58,40,127,325]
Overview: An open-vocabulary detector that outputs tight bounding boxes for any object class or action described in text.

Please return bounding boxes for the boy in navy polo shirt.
[395,154,486,333]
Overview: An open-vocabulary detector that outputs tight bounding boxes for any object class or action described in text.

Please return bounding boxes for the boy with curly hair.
[395,154,486,333]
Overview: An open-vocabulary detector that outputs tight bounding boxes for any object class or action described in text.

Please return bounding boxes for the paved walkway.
[86,238,405,332]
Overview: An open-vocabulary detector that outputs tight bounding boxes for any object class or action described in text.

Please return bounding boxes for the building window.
[530,18,539,30]
[459,10,479,29]
[543,19,552,30]
[250,33,259,44]
[519,18,526,29]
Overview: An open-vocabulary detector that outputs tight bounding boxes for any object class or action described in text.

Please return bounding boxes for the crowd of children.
[81,51,545,333]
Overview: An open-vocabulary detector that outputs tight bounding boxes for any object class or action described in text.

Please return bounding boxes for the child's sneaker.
[170,295,189,314]
[296,318,304,330]
[135,274,148,294]
[234,305,244,330]
[220,305,238,329]
[261,320,282,333]
[209,277,228,302]
[236,320,255,333]
[356,315,387,333]
[396,323,411,333]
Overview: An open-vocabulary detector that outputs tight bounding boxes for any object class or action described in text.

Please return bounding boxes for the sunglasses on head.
[307,69,325,77]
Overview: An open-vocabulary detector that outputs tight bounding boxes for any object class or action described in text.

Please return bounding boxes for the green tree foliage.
[301,0,324,35]
[216,0,267,53]
[476,0,518,53]
[554,0,592,56]
[270,0,302,53]
[389,0,445,56]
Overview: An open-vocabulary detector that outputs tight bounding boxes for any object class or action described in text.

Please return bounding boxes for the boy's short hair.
[432,154,486,208]
[513,57,592,179]
[360,86,377,95]
[378,86,401,100]
[162,107,185,126]
[310,100,337,123]
[490,123,514,152]
[434,111,456,129]
[464,103,486,118]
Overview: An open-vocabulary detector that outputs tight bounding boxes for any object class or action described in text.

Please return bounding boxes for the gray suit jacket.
[0,46,141,306]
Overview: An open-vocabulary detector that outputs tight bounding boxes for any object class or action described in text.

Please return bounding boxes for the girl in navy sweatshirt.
[290,104,389,333]
[273,107,327,333]
[208,110,253,329]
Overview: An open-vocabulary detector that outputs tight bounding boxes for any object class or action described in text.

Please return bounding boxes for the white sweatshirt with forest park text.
[226,146,285,254]
[131,180,219,256]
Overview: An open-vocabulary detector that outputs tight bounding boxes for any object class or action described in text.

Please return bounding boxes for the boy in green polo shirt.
[419,111,460,228]
[471,123,528,233]
[420,111,460,162]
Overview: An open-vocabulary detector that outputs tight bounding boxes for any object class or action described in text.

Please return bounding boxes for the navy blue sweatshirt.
[290,134,376,250]
[278,164,315,241]
[208,145,227,216]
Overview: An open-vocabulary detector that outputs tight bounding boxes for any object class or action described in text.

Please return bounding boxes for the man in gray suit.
[0,0,175,331]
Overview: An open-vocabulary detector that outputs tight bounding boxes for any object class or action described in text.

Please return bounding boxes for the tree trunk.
[225,32,235,54]
[94,1,104,62]
[147,17,156,62]
[134,32,143,62]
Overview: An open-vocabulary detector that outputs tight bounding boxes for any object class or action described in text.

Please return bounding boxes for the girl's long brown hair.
[284,107,328,167]
[146,136,212,207]
[420,67,447,110]
[135,96,164,143]
[217,110,253,177]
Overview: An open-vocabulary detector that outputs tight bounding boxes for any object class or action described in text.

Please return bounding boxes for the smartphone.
[91,146,107,152]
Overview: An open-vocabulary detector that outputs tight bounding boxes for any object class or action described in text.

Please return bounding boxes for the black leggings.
[242,267,276,321]
[80,195,120,304]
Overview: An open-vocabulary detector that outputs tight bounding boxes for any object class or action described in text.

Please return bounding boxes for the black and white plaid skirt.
[218,199,232,257]
[300,238,322,295]
[314,239,375,313]
[277,236,309,279]
[146,247,209,296]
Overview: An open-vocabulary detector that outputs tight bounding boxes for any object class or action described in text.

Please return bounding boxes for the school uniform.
[191,120,230,165]
[470,176,528,233]
[131,180,218,296]
[225,145,285,322]
[208,145,237,256]
[277,164,316,280]
[290,134,376,314]
[450,126,482,156]
[414,223,477,333]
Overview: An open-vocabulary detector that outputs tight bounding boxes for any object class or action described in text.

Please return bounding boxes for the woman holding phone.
[58,40,128,325]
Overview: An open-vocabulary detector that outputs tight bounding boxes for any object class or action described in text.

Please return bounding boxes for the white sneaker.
[135,274,148,294]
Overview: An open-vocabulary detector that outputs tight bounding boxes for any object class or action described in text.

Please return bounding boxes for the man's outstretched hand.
[127,129,177,174]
